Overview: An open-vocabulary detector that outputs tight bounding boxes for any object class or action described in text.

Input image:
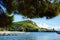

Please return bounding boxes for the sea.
[0,32,60,40]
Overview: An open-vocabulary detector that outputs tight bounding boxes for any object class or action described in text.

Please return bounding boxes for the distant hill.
[0,20,55,32]
[8,20,41,32]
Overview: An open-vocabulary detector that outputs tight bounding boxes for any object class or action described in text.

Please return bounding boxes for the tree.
[0,3,14,30]
[1,0,60,19]
[0,0,60,29]
[0,13,14,28]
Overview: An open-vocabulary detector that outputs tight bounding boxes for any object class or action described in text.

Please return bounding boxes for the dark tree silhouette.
[1,0,60,19]
[0,2,14,29]
[0,0,60,29]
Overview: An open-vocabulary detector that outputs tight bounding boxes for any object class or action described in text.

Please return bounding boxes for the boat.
[56,31,60,34]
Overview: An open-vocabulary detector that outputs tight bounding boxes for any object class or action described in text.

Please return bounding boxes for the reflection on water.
[0,32,60,40]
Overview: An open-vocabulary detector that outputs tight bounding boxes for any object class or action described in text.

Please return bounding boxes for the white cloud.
[51,26,60,31]
[36,22,49,28]
[35,22,60,30]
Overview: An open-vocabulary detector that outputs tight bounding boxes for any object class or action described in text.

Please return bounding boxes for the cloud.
[35,21,60,30]
[36,22,49,28]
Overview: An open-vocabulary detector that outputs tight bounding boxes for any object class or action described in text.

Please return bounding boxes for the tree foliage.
[1,0,60,19]
[0,0,14,28]
[0,0,60,28]
[0,12,14,28]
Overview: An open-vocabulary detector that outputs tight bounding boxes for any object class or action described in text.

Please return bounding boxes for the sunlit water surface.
[0,32,60,40]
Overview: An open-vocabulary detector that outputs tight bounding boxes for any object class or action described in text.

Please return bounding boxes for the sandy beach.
[0,31,25,34]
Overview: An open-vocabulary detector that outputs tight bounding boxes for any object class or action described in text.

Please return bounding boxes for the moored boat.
[56,31,60,34]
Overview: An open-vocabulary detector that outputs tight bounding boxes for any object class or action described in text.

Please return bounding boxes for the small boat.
[56,31,60,34]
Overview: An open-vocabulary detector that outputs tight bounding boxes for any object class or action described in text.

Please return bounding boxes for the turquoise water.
[0,32,60,40]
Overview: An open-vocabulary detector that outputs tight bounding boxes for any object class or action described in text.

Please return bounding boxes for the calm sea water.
[0,32,60,40]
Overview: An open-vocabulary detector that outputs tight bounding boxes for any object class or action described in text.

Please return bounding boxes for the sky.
[14,14,60,30]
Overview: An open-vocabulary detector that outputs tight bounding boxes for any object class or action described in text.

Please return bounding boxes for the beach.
[0,31,25,34]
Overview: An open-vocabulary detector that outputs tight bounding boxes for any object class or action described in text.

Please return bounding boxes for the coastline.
[0,31,56,34]
[0,31,57,36]
[0,31,25,34]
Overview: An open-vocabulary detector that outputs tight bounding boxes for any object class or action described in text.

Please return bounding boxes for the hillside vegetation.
[8,20,41,32]
[0,20,54,32]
